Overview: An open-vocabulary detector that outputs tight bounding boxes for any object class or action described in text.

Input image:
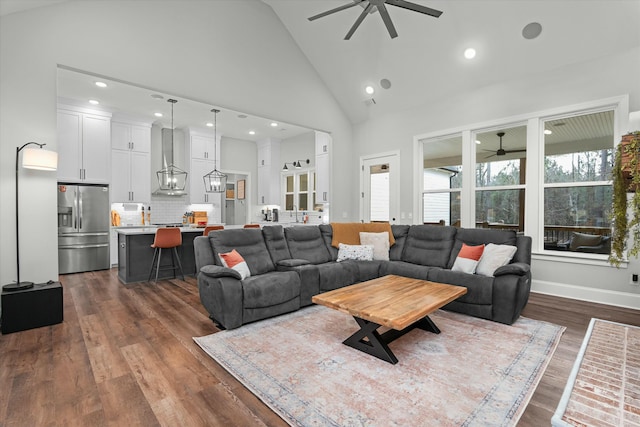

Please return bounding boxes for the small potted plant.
[609,131,640,267]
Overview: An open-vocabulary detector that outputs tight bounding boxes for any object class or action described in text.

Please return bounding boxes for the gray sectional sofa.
[194,224,532,330]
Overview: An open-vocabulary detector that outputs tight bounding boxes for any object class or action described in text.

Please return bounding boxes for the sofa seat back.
[390,225,410,261]
[285,226,332,264]
[209,229,275,275]
[402,225,457,268]
[262,225,291,265]
[447,228,518,269]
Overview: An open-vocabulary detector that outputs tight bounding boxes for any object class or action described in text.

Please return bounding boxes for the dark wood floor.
[1,269,638,426]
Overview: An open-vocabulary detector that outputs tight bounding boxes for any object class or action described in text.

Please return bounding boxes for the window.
[475,125,526,232]
[422,135,462,226]
[543,110,614,254]
[283,170,315,212]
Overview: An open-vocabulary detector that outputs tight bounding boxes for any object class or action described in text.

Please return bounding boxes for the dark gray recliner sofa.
[194,224,532,330]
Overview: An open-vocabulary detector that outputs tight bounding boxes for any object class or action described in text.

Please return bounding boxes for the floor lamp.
[2,142,58,292]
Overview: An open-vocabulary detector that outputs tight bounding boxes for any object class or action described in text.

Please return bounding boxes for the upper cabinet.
[110,119,152,204]
[184,128,220,204]
[315,131,331,203]
[256,138,281,205]
[57,105,111,183]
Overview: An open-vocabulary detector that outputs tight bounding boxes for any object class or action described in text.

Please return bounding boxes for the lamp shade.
[203,169,227,193]
[22,147,58,171]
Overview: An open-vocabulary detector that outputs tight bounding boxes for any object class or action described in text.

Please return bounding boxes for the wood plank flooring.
[1,268,638,426]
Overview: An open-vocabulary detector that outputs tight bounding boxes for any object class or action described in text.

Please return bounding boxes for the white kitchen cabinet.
[256,138,281,205]
[57,106,111,183]
[110,120,151,203]
[185,128,221,204]
[110,228,119,266]
[111,121,151,153]
[315,131,332,203]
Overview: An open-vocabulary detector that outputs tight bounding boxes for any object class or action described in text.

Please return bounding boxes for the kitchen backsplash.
[111,199,216,226]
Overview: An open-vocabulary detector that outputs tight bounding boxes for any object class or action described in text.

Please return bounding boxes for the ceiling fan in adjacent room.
[308,0,443,40]
[484,132,526,158]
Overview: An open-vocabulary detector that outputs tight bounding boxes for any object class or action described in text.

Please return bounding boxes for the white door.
[361,153,399,223]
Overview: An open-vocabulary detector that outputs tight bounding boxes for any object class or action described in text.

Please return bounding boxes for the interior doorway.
[221,172,249,226]
[361,152,399,223]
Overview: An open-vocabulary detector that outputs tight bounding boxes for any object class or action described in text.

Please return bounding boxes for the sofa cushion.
[319,224,338,261]
[359,232,390,261]
[389,225,410,261]
[451,243,485,274]
[428,269,494,305]
[285,226,332,264]
[242,271,300,309]
[353,260,383,282]
[448,228,517,268]
[209,229,275,275]
[337,243,374,262]
[262,225,291,264]
[402,225,457,268]
[379,261,432,280]
[475,244,518,277]
[316,261,358,291]
[218,249,251,279]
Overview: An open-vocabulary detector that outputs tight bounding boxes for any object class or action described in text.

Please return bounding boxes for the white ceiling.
[263,0,640,124]
[3,0,640,130]
[57,67,313,141]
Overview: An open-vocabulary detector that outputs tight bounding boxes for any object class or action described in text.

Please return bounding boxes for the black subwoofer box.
[1,281,63,334]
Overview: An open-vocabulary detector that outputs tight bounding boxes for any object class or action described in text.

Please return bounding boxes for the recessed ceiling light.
[206,122,213,127]
[544,129,552,135]
[154,112,163,117]
[365,85,375,95]
[270,122,278,127]
[89,99,99,105]
[95,81,107,88]
[475,140,481,145]
[522,22,542,40]
[150,94,164,100]
[464,48,476,59]
[249,130,256,135]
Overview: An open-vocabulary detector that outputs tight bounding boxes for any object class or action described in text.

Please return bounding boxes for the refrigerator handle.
[73,189,78,229]
[78,189,83,230]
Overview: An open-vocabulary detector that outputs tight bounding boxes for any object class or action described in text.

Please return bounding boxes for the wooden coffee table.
[312,275,467,364]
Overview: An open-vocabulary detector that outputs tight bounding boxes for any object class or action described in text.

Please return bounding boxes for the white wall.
[353,47,640,308]
[280,131,316,169]
[0,0,353,285]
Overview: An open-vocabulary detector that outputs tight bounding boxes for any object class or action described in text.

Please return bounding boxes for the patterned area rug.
[194,305,564,427]
[552,319,640,426]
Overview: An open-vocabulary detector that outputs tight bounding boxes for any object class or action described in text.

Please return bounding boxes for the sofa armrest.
[200,264,242,280]
[277,259,311,268]
[493,262,530,277]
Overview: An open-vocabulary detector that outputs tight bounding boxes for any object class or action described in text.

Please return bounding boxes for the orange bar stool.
[203,225,224,236]
[148,228,185,282]
[243,224,260,228]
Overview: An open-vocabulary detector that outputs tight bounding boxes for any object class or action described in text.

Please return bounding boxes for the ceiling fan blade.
[504,149,527,153]
[308,1,364,21]
[377,3,398,38]
[345,3,373,40]
[386,0,443,18]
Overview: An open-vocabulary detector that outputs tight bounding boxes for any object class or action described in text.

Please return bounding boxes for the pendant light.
[203,108,227,193]
[156,99,188,194]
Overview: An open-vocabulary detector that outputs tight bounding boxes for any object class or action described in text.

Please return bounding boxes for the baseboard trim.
[531,279,640,310]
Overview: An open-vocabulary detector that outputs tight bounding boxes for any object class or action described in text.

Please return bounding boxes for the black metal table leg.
[342,314,441,364]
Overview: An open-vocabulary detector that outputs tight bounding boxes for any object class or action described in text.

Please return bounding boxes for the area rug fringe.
[195,306,564,427]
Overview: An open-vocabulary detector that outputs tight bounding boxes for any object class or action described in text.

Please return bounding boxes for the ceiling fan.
[308,0,443,40]
[484,132,526,158]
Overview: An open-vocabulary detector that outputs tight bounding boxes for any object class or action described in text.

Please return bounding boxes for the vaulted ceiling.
[264,0,640,124]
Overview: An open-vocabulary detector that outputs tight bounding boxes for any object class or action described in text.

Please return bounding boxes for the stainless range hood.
[153,127,188,196]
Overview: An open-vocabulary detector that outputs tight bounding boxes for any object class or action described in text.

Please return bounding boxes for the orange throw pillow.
[451,243,485,274]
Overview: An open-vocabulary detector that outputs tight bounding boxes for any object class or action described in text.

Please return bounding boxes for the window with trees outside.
[543,110,613,254]
[475,125,527,232]
[422,135,462,226]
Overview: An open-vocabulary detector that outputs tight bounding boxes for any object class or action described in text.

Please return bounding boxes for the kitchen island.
[116,227,205,284]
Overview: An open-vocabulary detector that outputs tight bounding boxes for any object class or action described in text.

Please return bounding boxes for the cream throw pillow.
[359,232,390,261]
[475,243,517,277]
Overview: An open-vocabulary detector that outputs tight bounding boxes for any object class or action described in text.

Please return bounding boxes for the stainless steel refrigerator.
[57,183,110,274]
